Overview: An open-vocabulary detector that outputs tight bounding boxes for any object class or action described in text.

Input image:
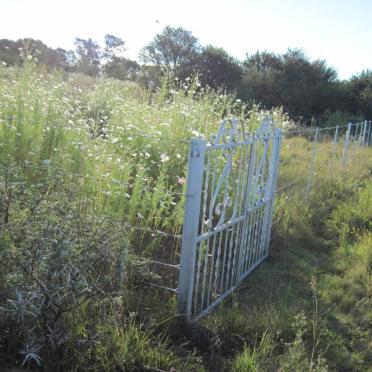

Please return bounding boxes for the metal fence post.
[306,127,319,198]
[329,125,339,171]
[333,125,339,144]
[342,123,352,164]
[177,139,206,321]
[362,120,368,146]
[368,121,372,146]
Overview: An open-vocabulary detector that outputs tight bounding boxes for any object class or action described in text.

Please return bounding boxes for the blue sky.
[0,0,371,79]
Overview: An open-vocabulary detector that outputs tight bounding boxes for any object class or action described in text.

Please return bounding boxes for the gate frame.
[177,118,282,322]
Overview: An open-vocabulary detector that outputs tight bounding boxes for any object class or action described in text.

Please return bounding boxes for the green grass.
[0,63,371,371]
[193,151,372,371]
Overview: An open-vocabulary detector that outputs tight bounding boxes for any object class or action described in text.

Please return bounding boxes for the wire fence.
[0,118,371,318]
[174,119,372,321]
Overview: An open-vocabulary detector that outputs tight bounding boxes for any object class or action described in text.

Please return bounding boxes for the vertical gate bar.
[255,207,264,263]
[235,142,251,281]
[177,139,206,321]
[199,145,220,313]
[260,130,278,258]
[257,205,266,261]
[200,199,217,310]
[247,208,259,269]
[258,205,266,260]
[237,140,256,277]
[242,213,253,273]
[262,129,282,257]
[228,144,247,286]
[206,233,218,307]
[268,132,282,253]
[342,123,352,164]
[242,139,259,275]
[225,223,236,290]
[219,227,230,291]
[193,149,212,315]
[213,229,224,298]
[250,209,259,267]
[306,127,319,198]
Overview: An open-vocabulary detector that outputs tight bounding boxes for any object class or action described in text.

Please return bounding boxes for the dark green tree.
[348,70,372,118]
[188,45,242,90]
[139,26,201,77]
[240,51,283,107]
[240,49,338,122]
[104,57,139,81]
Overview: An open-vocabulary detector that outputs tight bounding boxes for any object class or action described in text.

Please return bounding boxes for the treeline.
[1,27,371,123]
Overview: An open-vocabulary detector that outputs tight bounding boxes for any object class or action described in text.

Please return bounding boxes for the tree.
[0,38,74,71]
[240,49,338,122]
[101,34,138,80]
[280,49,337,119]
[348,70,372,118]
[139,26,201,77]
[103,57,139,81]
[0,39,23,66]
[74,38,101,76]
[103,34,126,60]
[240,51,283,106]
[189,45,242,90]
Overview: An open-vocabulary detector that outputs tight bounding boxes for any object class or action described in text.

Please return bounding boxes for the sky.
[0,0,371,79]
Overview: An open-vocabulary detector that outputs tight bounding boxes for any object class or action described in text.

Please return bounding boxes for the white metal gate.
[177,118,282,321]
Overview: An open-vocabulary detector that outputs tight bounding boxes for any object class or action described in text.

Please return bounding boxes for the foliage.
[188,45,242,91]
[0,38,75,71]
[0,64,283,370]
[348,70,372,119]
[241,49,338,122]
[74,38,101,76]
[139,26,201,77]
[0,63,371,370]
[195,137,372,371]
[1,32,371,123]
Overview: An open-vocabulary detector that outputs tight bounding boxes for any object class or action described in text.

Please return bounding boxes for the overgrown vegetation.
[1,27,372,124]
[193,145,372,371]
[0,64,371,371]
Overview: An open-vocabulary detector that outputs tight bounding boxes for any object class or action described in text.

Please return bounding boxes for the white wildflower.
[160,153,170,163]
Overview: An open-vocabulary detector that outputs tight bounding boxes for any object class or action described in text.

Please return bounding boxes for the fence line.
[1,115,371,323]
[177,118,283,321]
[176,118,372,322]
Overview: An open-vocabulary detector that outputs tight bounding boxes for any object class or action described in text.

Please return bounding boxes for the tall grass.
[0,63,290,370]
[0,63,371,370]
[197,131,372,371]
